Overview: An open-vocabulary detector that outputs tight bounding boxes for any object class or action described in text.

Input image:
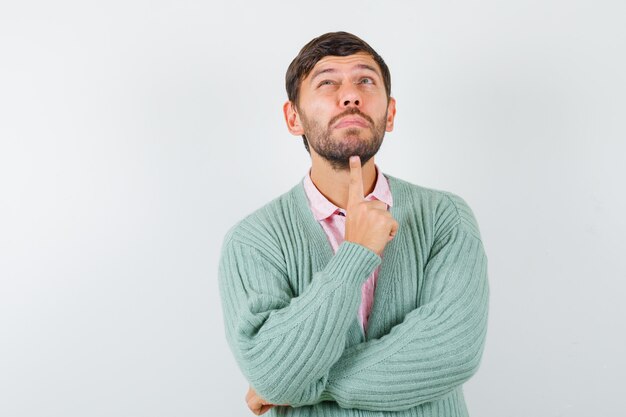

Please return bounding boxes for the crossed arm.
[317,225,488,411]
[219,221,489,412]
[218,235,383,407]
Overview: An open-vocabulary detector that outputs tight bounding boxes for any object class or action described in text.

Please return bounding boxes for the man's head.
[283,31,396,170]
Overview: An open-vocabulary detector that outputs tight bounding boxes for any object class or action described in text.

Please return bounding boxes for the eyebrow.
[309,64,381,83]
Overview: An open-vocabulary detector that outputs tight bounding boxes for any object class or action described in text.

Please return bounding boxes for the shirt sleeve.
[318,217,489,411]
[218,230,381,407]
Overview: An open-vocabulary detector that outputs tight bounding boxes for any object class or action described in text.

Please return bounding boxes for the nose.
[339,82,361,108]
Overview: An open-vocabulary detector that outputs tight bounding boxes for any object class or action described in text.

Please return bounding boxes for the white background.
[1,1,625,416]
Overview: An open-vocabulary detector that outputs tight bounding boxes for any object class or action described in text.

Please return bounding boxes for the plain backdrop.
[1,1,625,416]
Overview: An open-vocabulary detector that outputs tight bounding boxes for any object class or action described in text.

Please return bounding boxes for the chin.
[342,127,368,138]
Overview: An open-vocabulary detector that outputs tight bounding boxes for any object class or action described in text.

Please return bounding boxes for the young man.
[218,32,489,416]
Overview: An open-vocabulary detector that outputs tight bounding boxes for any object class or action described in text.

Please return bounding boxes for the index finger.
[348,155,364,205]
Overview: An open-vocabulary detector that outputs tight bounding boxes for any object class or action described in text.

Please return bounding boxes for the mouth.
[333,116,370,129]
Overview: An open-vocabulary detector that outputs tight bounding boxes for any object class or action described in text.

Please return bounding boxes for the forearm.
[320,228,489,411]
[219,239,381,406]
[322,282,488,410]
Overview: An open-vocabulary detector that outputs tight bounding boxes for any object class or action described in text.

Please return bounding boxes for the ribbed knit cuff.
[322,241,381,287]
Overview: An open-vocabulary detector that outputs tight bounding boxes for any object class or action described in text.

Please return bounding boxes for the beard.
[300,107,387,171]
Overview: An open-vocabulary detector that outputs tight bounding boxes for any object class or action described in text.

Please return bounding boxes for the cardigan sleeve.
[218,229,381,407]
[318,219,489,411]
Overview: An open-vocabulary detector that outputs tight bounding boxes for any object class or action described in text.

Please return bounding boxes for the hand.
[344,155,399,256]
[245,385,276,415]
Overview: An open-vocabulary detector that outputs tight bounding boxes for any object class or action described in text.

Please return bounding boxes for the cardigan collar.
[301,164,394,221]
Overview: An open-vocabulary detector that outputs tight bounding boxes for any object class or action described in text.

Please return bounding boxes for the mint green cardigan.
[218,173,489,416]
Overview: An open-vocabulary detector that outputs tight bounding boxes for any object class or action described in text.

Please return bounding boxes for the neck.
[309,152,377,209]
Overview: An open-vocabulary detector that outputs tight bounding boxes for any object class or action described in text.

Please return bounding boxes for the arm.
[319,219,489,411]
[218,231,381,407]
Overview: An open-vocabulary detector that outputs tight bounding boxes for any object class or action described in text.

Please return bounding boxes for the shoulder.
[384,174,482,242]
[221,182,301,255]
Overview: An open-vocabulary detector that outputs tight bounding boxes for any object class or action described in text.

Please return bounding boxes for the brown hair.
[285,31,392,153]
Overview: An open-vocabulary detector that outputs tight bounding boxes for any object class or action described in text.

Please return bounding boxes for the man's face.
[286,52,396,170]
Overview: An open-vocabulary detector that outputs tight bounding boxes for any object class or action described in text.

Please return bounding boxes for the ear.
[385,97,397,132]
[283,100,305,136]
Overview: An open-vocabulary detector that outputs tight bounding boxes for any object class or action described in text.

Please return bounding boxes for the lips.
[334,116,370,129]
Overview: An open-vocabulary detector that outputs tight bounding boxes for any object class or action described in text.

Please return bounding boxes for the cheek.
[310,97,334,113]
[365,94,388,112]
[307,105,333,124]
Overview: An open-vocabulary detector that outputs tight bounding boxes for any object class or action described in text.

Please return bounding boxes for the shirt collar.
[302,164,394,221]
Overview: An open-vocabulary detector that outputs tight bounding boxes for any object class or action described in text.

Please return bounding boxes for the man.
[218,31,489,416]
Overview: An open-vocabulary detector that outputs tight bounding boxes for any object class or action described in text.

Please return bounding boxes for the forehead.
[307,52,381,77]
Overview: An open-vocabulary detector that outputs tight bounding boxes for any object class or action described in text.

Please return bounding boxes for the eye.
[359,77,374,85]
[318,80,335,87]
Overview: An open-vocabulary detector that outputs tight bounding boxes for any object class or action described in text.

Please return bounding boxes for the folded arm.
[218,232,381,407]
[319,222,489,411]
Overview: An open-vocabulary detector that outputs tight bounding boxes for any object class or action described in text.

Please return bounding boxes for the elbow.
[250,373,328,407]
[235,328,342,406]
[454,325,487,384]
[238,339,331,406]
[456,295,489,383]
[459,344,484,382]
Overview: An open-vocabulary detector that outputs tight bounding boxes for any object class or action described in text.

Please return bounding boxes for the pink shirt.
[302,165,393,336]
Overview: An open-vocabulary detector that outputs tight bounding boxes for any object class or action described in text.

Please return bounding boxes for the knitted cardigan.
[218,173,489,416]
